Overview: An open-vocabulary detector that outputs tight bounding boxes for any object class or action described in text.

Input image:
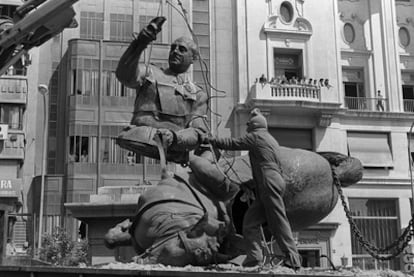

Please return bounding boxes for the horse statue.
[104,147,363,266]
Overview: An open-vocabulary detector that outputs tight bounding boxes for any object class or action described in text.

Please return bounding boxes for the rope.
[144,0,163,77]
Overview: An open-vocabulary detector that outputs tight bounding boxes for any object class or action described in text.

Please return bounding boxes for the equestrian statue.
[104,16,363,267]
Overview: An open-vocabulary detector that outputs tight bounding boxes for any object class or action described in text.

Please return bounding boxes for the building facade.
[0,0,43,258]
[233,0,414,271]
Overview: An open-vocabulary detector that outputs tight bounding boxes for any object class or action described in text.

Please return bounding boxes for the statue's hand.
[141,16,166,41]
[240,184,255,203]
[155,128,175,148]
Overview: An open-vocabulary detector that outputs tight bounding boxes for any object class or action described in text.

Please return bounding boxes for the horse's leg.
[189,154,239,202]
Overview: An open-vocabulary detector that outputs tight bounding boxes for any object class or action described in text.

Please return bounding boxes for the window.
[72,69,99,96]
[80,12,104,40]
[100,137,156,164]
[349,198,400,270]
[280,2,294,23]
[343,68,365,110]
[399,27,410,48]
[273,49,303,81]
[344,23,355,44]
[0,5,17,18]
[102,71,135,97]
[0,104,22,129]
[110,14,133,41]
[69,136,97,163]
[347,132,393,168]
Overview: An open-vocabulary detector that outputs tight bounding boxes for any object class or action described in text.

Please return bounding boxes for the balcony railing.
[69,95,98,106]
[69,95,135,107]
[67,162,162,177]
[248,83,321,102]
[404,99,414,112]
[344,96,388,111]
[270,84,320,99]
[0,132,25,160]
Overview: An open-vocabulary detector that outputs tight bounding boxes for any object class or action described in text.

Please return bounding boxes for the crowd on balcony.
[256,74,332,89]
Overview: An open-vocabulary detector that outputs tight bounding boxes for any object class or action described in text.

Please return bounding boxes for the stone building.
[231,0,414,271]
[0,0,413,270]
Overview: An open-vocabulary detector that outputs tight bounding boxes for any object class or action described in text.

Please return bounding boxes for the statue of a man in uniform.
[116,16,209,164]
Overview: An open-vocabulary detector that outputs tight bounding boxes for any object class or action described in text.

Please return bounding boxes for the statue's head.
[246,108,268,133]
[168,36,199,74]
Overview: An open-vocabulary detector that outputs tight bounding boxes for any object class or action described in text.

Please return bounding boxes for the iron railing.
[344,96,388,111]
[404,99,414,112]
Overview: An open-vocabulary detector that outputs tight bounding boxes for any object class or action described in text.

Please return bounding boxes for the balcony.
[69,95,98,106]
[248,83,321,102]
[67,162,162,179]
[344,97,388,112]
[404,99,414,113]
[0,132,25,160]
[245,83,340,126]
[69,95,135,107]
[68,95,135,124]
[0,76,28,104]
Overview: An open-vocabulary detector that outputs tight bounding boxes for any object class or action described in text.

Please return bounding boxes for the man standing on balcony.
[376,90,385,111]
[115,16,209,164]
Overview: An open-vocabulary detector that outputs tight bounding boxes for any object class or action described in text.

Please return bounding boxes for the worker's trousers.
[242,165,301,268]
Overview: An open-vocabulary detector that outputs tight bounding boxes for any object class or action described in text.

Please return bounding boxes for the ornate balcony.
[247,83,321,102]
[245,83,339,127]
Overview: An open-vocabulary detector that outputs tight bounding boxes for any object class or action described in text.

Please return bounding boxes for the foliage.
[39,227,89,266]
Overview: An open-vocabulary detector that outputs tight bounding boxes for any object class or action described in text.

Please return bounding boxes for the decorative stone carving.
[318,114,332,127]
[264,0,312,37]
[263,15,312,37]
[340,12,364,25]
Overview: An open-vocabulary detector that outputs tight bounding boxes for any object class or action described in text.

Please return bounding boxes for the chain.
[333,171,414,260]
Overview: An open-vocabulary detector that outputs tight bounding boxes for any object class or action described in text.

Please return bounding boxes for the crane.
[0,0,79,76]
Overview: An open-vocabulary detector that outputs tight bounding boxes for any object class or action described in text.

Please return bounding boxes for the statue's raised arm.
[116,16,166,88]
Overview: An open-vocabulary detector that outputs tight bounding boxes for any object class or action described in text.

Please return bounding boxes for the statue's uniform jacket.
[212,129,302,267]
[131,65,206,133]
[116,63,208,162]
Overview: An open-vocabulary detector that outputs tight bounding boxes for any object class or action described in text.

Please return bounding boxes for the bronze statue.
[115,16,209,164]
[109,17,364,267]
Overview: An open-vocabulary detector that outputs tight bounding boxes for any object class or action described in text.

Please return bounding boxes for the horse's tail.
[318,151,363,187]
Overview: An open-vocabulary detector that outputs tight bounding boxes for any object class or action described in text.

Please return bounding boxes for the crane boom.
[0,0,79,76]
